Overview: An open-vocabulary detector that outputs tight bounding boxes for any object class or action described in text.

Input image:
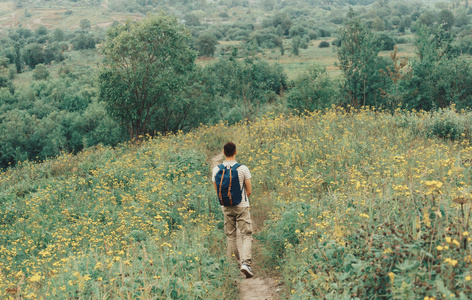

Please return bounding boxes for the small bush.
[318,41,330,48]
[331,38,341,47]
[32,64,49,80]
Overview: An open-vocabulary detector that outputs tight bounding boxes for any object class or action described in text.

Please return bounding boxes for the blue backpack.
[215,163,245,206]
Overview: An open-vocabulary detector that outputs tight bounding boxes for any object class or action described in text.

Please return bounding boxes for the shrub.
[287,66,337,113]
[319,28,331,37]
[331,38,341,47]
[32,64,49,80]
[374,32,396,51]
[318,41,330,48]
[307,30,318,40]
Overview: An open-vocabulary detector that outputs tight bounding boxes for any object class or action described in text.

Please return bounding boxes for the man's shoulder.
[212,164,223,173]
[237,164,250,170]
[237,164,251,177]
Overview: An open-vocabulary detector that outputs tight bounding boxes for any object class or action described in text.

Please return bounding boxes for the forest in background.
[1,0,472,168]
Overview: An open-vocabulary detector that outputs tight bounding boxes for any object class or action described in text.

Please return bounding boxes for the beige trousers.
[222,206,253,267]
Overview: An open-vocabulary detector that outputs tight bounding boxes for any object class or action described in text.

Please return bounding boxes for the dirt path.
[239,277,279,300]
[210,154,281,300]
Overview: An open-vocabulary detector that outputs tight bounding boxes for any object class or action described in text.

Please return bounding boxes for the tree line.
[1,6,472,169]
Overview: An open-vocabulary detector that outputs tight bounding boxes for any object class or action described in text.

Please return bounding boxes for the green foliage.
[258,201,314,264]
[23,43,45,69]
[32,63,49,80]
[337,17,387,107]
[52,28,65,42]
[0,69,127,168]
[250,29,283,49]
[373,32,395,51]
[291,37,301,56]
[35,25,48,37]
[71,33,96,50]
[419,10,437,27]
[372,16,385,31]
[439,9,455,31]
[184,13,201,26]
[398,107,472,141]
[100,13,196,139]
[318,41,330,48]
[403,25,472,110]
[196,32,219,57]
[79,18,92,30]
[287,66,338,114]
[204,57,287,122]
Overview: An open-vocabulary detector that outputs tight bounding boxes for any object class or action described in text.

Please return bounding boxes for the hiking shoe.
[240,264,254,278]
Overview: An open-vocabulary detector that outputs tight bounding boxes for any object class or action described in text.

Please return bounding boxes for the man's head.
[224,142,236,158]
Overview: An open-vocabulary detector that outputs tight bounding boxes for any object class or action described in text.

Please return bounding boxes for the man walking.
[212,142,254,278]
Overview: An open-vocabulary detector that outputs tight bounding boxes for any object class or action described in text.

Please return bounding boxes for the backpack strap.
[228,167,233,205]
[218,165,226,205]
[232,163,242,170]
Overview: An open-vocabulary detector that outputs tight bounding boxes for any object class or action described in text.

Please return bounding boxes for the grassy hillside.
[2,107,472,298]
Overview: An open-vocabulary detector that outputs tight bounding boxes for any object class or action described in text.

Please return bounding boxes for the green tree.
[184,13,200,26]
[52,28,65,41]
[287,66,338,114]
[80,18,92,30]
[35,25,48,37]
[373,33,395,51]
[205,57,287,122]
[71,33,96,50]
[291,37,301,56]
[99,13,196,140]
[272,13,292,35]
[399,15,412,32]
[196,32,219,57]
[405,25,465,110]
[372,16,386,31]
[419,10,437,27]
[337,17,387,107]
[455,9,470,27]
[14,41,22,73]
[23,43,44,69]
[379,46,413,110]
[32,64,49,80]
[439,9,454,30]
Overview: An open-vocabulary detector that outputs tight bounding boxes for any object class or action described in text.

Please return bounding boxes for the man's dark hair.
[224,142,236,157]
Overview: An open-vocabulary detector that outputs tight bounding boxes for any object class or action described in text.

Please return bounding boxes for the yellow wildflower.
[29,273,41,283]
[388,272,395,284]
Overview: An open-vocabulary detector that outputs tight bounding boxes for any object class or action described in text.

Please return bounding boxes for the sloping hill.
[1,107,472,298]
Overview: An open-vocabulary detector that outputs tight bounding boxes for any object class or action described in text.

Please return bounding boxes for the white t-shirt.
[212,160,252,208]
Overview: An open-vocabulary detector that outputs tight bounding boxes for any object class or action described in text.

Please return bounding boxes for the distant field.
[0,1,419,82]
[0,2,142,30]
[207,38,418,81]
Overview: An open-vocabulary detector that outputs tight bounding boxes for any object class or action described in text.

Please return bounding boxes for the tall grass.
[1,106,472,298]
